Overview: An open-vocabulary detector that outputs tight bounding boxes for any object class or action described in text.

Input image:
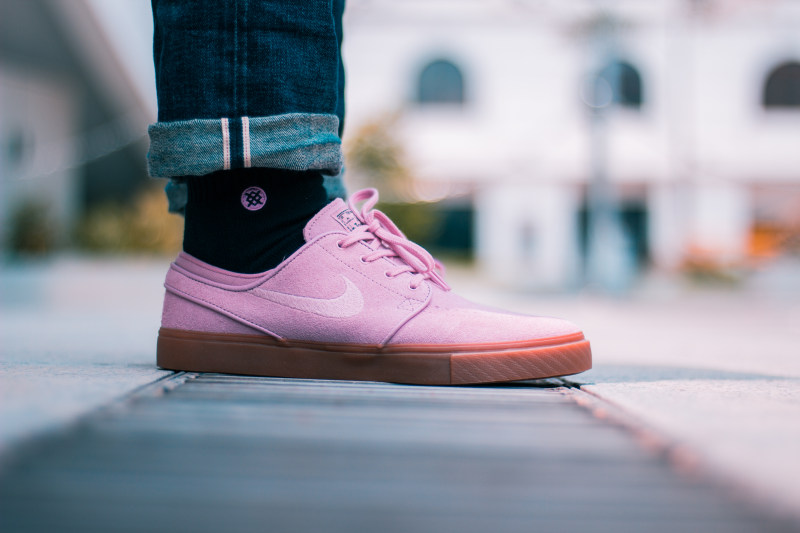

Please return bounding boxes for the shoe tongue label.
[333,208,361,232]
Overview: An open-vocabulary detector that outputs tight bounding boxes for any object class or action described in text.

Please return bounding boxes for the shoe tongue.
[303,198,363,241]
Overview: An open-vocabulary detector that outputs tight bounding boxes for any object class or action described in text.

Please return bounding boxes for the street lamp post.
[583,13,636,293]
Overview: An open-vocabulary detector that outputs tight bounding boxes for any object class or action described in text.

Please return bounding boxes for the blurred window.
[417,60,465,105]
[600,61,643,109]
[763,62,800,108]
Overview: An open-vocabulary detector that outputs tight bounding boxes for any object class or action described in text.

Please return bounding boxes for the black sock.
[182,168,328,273]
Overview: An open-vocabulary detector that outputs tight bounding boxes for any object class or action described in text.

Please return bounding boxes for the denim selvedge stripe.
[147,112,343,179]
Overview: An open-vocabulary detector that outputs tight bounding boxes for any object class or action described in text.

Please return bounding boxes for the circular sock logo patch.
[241,186,266,211]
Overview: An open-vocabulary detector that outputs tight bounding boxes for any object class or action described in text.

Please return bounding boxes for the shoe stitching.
[303,209,326,239]
[319,237,430,304]
[178,253,264,280]
[168,234,427,335]
[171,264,263,292]
[169,244,429,342]
[165,284,282,339]
[257,230,349,285]
[173,231,346,292]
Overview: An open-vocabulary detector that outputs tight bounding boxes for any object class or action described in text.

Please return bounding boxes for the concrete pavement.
[0,257,171,453]
[447,269,800,519]
[4,373,796,532]
[2,255,799,524]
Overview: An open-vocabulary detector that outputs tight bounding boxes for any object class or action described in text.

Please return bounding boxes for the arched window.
[763,61,800,108]
[599,61,643,109]
[417,59,465,105]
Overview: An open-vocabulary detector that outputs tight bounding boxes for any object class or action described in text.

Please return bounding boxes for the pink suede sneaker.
[157,189,591,384]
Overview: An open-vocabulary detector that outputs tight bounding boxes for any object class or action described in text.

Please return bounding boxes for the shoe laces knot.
[340,188,450,291]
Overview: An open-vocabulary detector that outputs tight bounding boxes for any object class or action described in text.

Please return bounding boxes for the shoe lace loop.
[340,189,450,291]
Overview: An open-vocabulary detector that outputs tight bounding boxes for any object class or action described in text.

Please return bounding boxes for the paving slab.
[445,272,800,521]
[2,256,800,527]
[1,373,795,533]
[576,366,800,520]
[0,257,173,453]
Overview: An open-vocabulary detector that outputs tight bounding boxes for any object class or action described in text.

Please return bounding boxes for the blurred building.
[0,0,154,253]
[2,0,798,290]
[343,0,800,289]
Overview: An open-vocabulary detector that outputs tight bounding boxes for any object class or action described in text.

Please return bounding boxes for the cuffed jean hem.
[147,113,343,178]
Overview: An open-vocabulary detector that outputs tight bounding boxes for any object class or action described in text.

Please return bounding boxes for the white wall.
[689,181,751,262]
[476,182,580,289]
[343,0,800,287]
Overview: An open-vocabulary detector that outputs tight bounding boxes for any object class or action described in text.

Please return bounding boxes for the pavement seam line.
[565,380,800,529]
[0,371,183,469]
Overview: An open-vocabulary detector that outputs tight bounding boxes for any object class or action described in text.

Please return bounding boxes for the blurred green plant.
[346,113,412,201]
[8,199,56,255]
[377,201,442,249]
[75,185,183,255]
[345,113,472,260]
[377,201,474,262]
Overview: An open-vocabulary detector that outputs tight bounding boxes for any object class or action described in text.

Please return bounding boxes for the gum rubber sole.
[157,327,592,385]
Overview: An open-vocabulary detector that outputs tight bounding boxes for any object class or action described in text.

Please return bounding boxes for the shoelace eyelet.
[408,284,419,291]
[359,256,369,264]
[344,188,450,292]
[336,241,344,249]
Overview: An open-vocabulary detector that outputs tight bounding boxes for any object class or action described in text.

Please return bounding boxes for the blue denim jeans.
[148,0,347,210]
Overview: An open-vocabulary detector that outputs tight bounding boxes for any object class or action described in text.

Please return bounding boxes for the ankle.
[182,168,328,273]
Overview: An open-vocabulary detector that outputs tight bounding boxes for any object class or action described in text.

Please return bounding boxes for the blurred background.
[1,0,799,294]
[2,0,800,520]
[343,0,800,293]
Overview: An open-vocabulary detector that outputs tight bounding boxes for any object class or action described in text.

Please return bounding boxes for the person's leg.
[324,0,349,200]
[149,0,343,272]
[151,0,592,384]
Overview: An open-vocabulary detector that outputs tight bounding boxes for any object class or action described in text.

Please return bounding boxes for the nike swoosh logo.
[251,276,364,318]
